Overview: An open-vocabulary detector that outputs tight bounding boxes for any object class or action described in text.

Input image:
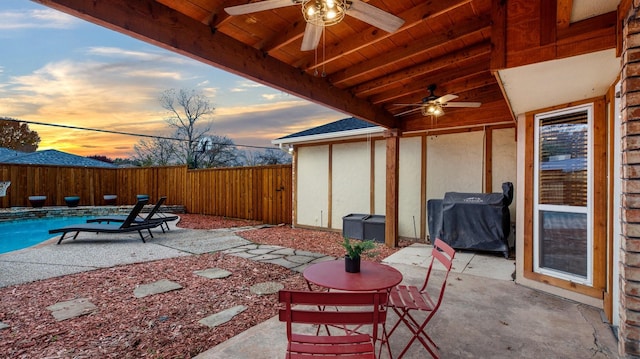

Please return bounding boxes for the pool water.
[0,216,97,254]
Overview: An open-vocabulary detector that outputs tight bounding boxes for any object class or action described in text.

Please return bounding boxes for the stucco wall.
[373,140,386,215]
[399,137,423,238]
[296,145,329,228]
[294,129,516,242]
[425,132,484,200]
[331,142,371,229]
[492,128,517,219]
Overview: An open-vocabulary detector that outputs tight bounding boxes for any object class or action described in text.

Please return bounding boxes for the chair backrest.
[279,290,387,346]
[142,196,167,221]
[421,238,456,308]
[121,199,149,228]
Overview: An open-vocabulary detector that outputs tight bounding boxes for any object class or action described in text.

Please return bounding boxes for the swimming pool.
[0,216,97,254]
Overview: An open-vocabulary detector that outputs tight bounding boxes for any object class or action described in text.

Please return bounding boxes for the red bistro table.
[303,259,403,292]
[303,259,403,357]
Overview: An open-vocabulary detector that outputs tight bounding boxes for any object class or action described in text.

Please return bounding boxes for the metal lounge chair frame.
[279,289,388,358]
[385,238,456,358]
[49,199,159,244]
[86,196,177,232]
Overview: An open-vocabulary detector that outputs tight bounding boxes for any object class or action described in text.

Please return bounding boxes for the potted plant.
[342,236,376,273]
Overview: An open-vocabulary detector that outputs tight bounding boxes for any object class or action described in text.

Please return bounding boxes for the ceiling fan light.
[422,103,443,116]
[302,0,345,27]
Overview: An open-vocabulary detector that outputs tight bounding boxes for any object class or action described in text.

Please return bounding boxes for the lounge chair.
[87,196,178,232]
[49,199,160,244]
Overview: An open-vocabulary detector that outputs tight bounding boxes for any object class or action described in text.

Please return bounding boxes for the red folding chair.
[385,238,456,358]
[279,290,388,358]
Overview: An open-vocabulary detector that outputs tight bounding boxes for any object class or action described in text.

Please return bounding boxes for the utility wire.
[1,117,277,150]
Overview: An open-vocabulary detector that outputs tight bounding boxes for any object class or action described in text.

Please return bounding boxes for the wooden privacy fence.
[0,164,292,224]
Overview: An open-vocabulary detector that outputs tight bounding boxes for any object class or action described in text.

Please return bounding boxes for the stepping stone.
[46,298,98,322]
[134,279,183,298]
[250,281,284,295]
[199,305,247,328]
[0,322,9,330]
[194,268,232,279]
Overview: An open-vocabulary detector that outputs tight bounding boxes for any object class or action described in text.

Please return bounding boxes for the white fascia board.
[271,126,385,146]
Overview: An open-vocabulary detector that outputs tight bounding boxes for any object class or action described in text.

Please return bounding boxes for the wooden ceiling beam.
[505,10,616,68]
[385,70,496,112]
[540,0,557,46]
[207,0,247,29]
[34,0,399,129]
[400,100,513,132]
[330,15,491,87]
[260,16,307,53]
[374,61,490,106]
[296,0,472,71]
[352,41,491,97]
[556,0,573,30]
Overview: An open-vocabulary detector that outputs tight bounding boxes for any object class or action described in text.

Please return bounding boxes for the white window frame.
[533,103,593,286]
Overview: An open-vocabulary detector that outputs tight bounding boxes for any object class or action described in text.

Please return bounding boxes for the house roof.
[0,148,117,168]
[0,147,24,162]
[273,117,384,146]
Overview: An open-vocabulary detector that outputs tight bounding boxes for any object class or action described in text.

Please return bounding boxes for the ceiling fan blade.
[347,0,405,33]
[394,107,422,117]
[436,94,458,103]
[301,22,323,51]
[225,0,295,16]
[444,102,482,108]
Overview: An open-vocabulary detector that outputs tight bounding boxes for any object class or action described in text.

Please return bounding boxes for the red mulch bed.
[0,214,410,358]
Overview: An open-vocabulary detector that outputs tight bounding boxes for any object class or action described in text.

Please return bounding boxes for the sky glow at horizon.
[0,1,346,159]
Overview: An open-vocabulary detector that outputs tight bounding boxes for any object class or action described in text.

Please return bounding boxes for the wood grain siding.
[0,164,291,225]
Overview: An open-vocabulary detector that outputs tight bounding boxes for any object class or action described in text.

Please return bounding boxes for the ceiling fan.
[394,84,482,117]
[225,0,405,51]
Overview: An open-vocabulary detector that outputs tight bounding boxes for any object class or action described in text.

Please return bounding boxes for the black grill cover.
[430,182,513,258]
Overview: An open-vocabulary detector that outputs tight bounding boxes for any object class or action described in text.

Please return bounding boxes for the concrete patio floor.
[198,245,618,359]
[0,223,619,358]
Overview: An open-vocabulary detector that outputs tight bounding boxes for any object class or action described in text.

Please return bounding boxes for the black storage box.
[342,213,368,240]
[363,215,385,243]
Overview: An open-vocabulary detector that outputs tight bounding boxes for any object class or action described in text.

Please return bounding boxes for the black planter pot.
[64,196,80,207]
[345,256,361,273]
[28,195,46,208]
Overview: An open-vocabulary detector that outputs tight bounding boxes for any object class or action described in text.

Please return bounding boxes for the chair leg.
[390,307,440,359]
[137,230,147,243]
[57,233,68,244]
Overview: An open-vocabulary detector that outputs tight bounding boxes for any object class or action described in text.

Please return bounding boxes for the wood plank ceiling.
[35,0,618,133]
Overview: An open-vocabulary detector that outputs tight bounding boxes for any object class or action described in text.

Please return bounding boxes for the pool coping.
[0,205,186,222]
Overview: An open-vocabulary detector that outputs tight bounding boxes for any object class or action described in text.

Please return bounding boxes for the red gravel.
[0,214,411,358]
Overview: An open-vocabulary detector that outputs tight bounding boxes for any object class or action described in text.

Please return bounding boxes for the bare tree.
[160,89,214,167]
[132,137,178,166]
[197,135,243,168]
[256,148,292,165]
[0,117,40,152]
[243,148,292,166]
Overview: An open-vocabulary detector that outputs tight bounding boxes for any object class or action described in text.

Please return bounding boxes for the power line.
[1,117,277,150]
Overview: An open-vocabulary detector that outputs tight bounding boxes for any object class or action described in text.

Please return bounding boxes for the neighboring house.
[0,148,116,168]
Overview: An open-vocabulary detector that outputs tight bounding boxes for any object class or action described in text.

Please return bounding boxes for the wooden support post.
[385,129,400,248]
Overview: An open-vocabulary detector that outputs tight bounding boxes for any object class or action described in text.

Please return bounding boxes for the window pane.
[538,210,587,278]
[538,111,588,206]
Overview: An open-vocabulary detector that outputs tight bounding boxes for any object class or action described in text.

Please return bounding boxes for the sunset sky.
[0,1,345,159]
